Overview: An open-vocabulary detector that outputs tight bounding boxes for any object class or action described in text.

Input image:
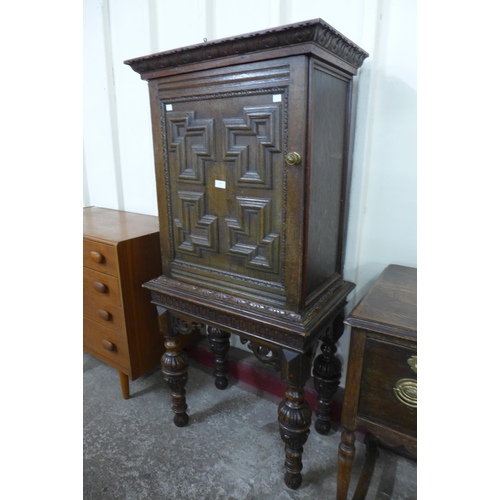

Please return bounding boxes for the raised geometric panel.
[174,191,219,256]
[223,105,281,189]
[166,110,215,184]
[225,196,280,273]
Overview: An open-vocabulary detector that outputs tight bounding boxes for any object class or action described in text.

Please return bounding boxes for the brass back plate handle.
[393,378,417,409]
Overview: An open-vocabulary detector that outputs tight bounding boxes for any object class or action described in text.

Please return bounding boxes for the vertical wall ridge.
[102,0,125,210]
[205,0,215,41]
[83,145,90,206]
[344,0,385,302]
[148,0,159,53]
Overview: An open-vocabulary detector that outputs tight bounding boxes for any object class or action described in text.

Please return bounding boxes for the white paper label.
[272,94,282,102]
[166,104,173,111]
[215,180,226,189]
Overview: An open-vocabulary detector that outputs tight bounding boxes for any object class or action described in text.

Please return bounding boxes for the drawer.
[83,317,129,369]
[358,337,417,437]
[83,267,122,308]
[83,293,125,333]
[83,238,118,276]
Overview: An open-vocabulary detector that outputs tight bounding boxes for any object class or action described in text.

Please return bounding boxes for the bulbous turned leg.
[278,348,313,490]
[278,386,312,489]
[336,429,356,500]
[207,326,231,390]
[159,311,189,427]
[313,338,342,435]
[313,313,344,434]
[162,337,189,427]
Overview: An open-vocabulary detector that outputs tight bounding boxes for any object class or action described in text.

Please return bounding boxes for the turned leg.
[207,326,231,390]
[118,371,130,400]
[337,429,356,500]
[278,349,313,490]
[158,310,189,427]
[313,313,344,434]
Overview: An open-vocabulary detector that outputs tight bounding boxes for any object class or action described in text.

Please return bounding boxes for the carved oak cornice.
[124,19,369,76]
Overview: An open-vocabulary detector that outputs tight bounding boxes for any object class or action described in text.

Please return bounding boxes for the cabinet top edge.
[124,18,369,78]
[345,265,417,337]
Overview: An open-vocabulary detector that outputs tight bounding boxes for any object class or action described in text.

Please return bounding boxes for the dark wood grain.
[304,61,350,302]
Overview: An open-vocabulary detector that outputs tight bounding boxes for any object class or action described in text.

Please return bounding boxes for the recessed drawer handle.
[93,281,108,293]
[90,251,104,263]
[393,379,417,409]
[97,309,112,321]
[102,339,116,351]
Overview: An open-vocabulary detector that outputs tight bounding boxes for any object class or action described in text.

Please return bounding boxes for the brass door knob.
[285,152,301,165]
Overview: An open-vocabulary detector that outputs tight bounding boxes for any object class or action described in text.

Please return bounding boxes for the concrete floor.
[83,352,417,499]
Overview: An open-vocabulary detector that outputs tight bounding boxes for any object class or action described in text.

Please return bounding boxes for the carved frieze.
[125,19,369,76]
[150,289,304,349]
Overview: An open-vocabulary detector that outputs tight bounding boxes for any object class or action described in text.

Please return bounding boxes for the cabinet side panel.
[117,233,164,380]
[305,64,349,298]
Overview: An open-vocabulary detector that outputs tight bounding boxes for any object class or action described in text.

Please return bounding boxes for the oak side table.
[337,265,417,500]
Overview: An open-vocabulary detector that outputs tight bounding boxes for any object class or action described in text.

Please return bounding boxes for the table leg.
[208,326,231,390]
[337,429,356,500]
[278,349,313,490]
[159,310,189,427]
[119,371,130,399]
[313,314,343,434]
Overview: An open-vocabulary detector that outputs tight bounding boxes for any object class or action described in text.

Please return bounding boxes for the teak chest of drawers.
[337,265,417,499]
[83,207,165,399]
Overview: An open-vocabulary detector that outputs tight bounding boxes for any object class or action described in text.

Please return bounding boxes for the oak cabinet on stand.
[125,19,368,489]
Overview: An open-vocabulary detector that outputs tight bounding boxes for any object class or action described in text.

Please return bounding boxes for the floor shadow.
[374,452,398,500]
[188,394,256,425]
[129,382,168,399]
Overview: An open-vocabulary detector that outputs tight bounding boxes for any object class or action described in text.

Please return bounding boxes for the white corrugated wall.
[83,0,417,380]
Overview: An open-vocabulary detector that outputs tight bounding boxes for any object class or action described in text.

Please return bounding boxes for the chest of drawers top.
[83,207,159,245]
